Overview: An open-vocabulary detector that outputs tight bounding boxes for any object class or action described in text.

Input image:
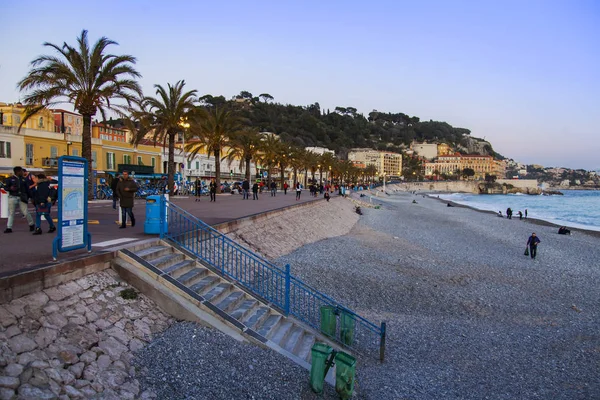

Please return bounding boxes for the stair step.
[230,299,258,321]
[216,291,245,313]
[164,260,196,279]
[148,253,185,270]
[190,276,220,295]
[282,326,304,353]
[243,307,270,330]
[257,314,282,338]
[135,245,172,260]
[269,320,294,344]
[177,267,209,286]
[204,283,233,302]
[297,334,316,362]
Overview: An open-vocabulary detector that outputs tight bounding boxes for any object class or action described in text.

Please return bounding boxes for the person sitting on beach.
[497,211,503,218]
[447,203,453,207]
[412,199,418,204]
[558,226,571,235]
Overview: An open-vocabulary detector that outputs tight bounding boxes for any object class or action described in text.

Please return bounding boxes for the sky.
[1,0,599,170]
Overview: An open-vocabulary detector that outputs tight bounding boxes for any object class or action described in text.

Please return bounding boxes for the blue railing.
[159,198,386,361]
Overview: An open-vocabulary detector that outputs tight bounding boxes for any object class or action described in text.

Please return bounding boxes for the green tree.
[18,29,141,199]
[140,81,197,194]
[462,168,475,179]
[255,134,281,187]
[224,128,262,183]
[258,93,274,103]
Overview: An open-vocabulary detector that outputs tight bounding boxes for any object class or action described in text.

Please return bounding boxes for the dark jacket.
[33,179,52,206]
[527,235,540,247]
[252,183,259,193]
[209,181,217,193]
[111,177,120,198]
[4,175,29,202]
[242,180,250,190]
[116,177,138,208]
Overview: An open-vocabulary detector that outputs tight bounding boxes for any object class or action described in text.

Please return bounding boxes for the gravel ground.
[277,192,600,399]
[134,322,340,400]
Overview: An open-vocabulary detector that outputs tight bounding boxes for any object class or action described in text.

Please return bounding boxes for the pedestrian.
[270,181,277,197]
[518,211,523,220]
[295,182,302,200]
[526,232,541,260]
[252,182,259,200]
[283,181,288,195]
[111,173,120,209]
[525,209,528,219]
[506,207,512,219]
[195,178,202,201]
[324,191,330,202]
[31,174,56,235]
[209,179,217,202]
[22,168,36,200]
[242,179,250,200]
[116,171,138,229]
[3,166,35,233]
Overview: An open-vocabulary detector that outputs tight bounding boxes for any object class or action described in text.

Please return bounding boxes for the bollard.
[0,188,8,218]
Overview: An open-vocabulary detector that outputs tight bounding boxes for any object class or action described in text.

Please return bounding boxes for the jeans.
[530,245,537,259]
[253,192,258,200]
[121,207,134,225]
[271,188,276,196]
[35,205,55,229]
[112,197,118,209]
[243,189,249,199]
[7,196,33,228]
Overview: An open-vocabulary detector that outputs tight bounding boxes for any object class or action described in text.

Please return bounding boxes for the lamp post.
[179,119,190,181]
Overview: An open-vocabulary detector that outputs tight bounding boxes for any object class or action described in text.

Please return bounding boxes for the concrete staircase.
[114,242,341,371]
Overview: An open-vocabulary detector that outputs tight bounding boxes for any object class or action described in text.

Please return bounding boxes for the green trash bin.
[340,310,356,346]
[334,351,357,400]
[320,305,336,337]
[309,342,333,394]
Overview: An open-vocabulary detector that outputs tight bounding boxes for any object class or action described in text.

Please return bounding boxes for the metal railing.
[159,198,386,361]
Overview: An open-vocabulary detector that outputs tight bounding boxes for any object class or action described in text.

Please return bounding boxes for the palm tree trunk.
[303,169,308,187]
[293,168,297,186]
[168,132,175,195]
[245,156,251,182]
[280,164,285,189]
[214,149,221,193]
[82,115,93,200]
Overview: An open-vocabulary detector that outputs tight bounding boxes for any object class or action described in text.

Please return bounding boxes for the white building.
[305,146,335,156]
[348,148,402,177]
[410,142,438,160]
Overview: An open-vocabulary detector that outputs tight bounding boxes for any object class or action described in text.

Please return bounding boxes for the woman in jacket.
[32,174,56,235]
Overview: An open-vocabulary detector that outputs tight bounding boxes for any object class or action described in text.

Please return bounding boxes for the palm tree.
[138,81,197,194]
[275,143,293,189]
[319,152,336,184]
[224,128,261,183]
[187,107,244,193]
[255,134,281,188]
[288,147,306,187]
[18,30,141,199]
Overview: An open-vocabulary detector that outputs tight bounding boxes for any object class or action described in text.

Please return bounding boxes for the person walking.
[252,182,259,200]
[324,191,330,202]
[242,179,250,200]
[506,207,513,219]
[209,179,217,202]
[116,171,138,229]
[194,178,202,201]
[3,166,35,233]
[295,182,302,200]
[283,181,289,195]
[31,174,56,235]
[111,173,120,209]
[525,209,528,219]
[270,181,277,197]
[526,233,541,260]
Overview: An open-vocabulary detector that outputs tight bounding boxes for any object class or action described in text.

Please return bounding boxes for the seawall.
[387,179,539,194]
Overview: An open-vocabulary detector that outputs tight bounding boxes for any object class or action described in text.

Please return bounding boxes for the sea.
[437,190,600,232]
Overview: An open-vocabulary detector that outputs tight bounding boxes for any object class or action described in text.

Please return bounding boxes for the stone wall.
[387,179,539,194]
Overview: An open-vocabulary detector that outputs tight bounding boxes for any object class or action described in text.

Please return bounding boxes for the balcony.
[42,157,58,167]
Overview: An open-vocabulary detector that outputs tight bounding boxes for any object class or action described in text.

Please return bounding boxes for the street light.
[179,119,190,180]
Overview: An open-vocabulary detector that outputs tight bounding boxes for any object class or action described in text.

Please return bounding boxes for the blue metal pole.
[159,195,165,239]
[284,264,291,316]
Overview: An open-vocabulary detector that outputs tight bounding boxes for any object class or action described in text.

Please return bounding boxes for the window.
[151,157,156,168]
[0,141,5,158]
[137,156,143,165]
[72,149,79,157]
[123,154,131,164]
[195,161,199,170]
[68,115,73,123]
[76,118,80,125]
[106,152,115,170]
[38,117,44,128]
[92,151,97,168]
[67,127,72,134]
[187,161,191,170]
[26,143,33,165]
[50,146,58,158]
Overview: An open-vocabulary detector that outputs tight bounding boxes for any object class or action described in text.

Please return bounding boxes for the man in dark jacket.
[110,173,120,209]
[116,171,138,228]
[270,181,277,197]
[242,179,250,200]
[526,233,541,259]
[252,182,259,200]
[4,166,34,233]
[32,174,56,235]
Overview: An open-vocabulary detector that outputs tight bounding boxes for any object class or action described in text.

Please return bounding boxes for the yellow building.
[426,153,496,179]
[437,143,452,156]
[348,148,402,177]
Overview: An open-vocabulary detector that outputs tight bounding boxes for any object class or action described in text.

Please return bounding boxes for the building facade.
[348,148,402,177]
[411,142,438,160]
[52,109,83,136]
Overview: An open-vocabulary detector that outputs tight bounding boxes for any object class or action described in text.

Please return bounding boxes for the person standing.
[209,179,217,202]
[525,209,528,219]
[31,174,56,234]
[252,182,259,200]
[4,166,35,233]
[270,181,277,197]
[111,173,120,209]
[116,171,138,229]
[324,191,330,202]
[295,182,302,200]
[506,207,512,219]
[283,181,289,195]
[242,179,250,200]
[526,233,541,260]
[195,178,202,202]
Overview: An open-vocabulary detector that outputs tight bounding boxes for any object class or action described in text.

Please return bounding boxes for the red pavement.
[0,190,328,274]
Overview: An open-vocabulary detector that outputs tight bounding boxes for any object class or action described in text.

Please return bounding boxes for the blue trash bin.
[144,195,167,234]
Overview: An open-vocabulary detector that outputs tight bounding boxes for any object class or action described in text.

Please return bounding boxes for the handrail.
[160,198,386,360]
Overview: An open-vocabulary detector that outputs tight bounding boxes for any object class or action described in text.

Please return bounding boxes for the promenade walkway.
[0,190,327,274]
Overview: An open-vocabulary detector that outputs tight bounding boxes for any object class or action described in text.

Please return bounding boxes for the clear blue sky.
[1,0,598,169]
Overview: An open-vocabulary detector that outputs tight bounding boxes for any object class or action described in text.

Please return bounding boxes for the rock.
[79,351,96,364]
[97,355,111,370]
[5,325,21,339]
[112,360,126,371]
[0,306,16,328]
[44,281,82,302]
[44,368,62,383]
[128,338,145,353]
[105,327,129,345]
[74,277,94,291]
[80,387,97,397]
[120,390,136,400]
[94,319,111,330]
[17,350,47,366]
[18,316,41,333]
[96,368,128,390]
[120,380,140,396]
[39,313,68,331]
[60,325,98,351]
[59,369,75,386]
[29,368,49,386]
[82,364,99,382]
[8,335,37,354]
[30,360,50,369]
[90,381,103,392]
[19,292,50,311]
[48,359,61,368]
[34,328,59,348]
[140,389,158,399]
[122,306,142,319]
[46,342,82,360]
[4,364,23,377]
[133,320,152,340]
[98,337,128,361]
[57,350,78,365]
[48,378,61,396]
[19,367,33,384]
[64,385,84,399]
[69,362,85,379]
[68,315,86,325]
[15,384,57,399]
[78,290,94,299]
[0,387,16,400]
[84,311,98,323]
[74,379,89,389]
[43,303,60,314]
[0,376,19,389]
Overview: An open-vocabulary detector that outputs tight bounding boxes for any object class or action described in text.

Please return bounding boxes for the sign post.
[52,156,92,260]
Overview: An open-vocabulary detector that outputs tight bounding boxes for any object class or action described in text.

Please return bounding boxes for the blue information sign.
[52,156,92,260]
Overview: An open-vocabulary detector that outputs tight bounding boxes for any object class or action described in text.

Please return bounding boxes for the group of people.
[3,166,57,235]
[109,171,139,228]
[501,207,528,220]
